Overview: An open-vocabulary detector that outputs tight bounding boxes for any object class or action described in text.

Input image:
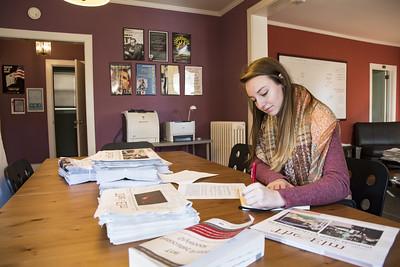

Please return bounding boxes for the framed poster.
[123,28,144,60]
[27,88,44,112]
[172,32,191,64]
[136,64,156,95]
[110,63,133,95]
[160,65,180,95]
[149,30,168,62]
[2,65,25,94]
[11,98,25,114]
[185,66,202,96]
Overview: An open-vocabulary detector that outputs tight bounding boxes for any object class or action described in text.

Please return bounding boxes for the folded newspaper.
[251,209,399,267]
[129,217,264,267]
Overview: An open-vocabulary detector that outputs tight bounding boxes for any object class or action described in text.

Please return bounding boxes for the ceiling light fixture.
[64,0,110,7]
[35,41,51,56]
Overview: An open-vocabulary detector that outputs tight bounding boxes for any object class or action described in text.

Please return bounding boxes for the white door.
[369,63,397,122]
[75,60,88,156]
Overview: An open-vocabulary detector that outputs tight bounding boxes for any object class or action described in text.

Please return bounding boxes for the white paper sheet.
[178,182,246,199]
[159,170,217,185]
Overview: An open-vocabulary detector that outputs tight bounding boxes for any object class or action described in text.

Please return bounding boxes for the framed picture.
[27,88,44,112]
[149,30,168,62]
[11,98,25,114]
[161,65,180,95]
[123,28,144,60]
[185,66,203,96]
[110,63,133,95]
[2,65,25,94]
[172,32,191,64]
[136,64,156,95]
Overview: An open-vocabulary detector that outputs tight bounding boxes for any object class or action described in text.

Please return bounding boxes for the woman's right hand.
[242,183,285,209]
[266,178,293,190]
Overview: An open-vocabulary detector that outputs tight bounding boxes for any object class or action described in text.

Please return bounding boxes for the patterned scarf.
[256,85,337,185]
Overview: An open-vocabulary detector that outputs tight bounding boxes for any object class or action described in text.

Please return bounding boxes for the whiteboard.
[279,55,347,119]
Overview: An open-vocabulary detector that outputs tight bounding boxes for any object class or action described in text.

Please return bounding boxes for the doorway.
[370,63,397,122]
[46,59,88,157]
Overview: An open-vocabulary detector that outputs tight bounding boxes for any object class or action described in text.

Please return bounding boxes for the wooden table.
[0,151,399,266]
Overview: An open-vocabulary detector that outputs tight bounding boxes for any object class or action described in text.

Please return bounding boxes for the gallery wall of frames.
[110,28,203,97]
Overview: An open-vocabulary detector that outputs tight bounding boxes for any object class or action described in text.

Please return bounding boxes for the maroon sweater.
[254,128,351,207]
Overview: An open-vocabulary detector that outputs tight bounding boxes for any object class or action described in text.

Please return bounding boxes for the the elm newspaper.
[251,209,399,267]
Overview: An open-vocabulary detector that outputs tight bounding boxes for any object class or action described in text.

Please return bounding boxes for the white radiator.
[210,121,246,166]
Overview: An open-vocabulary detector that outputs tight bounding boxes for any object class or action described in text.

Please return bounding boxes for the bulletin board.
[279,54,347,119]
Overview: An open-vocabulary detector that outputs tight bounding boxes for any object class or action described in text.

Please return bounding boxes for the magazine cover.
[251,209,399,267]
[2,65,25,94]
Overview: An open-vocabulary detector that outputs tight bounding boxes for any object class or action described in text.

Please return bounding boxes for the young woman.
[240,57,350,209]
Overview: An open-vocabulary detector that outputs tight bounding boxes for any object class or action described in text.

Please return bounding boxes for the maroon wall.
[0,0,223,163]
[0,39,84,164]
[268,25,400,143]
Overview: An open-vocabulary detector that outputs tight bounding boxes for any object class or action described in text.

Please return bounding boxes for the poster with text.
[136,64,156,95]
[2,65,25,94]
[123,28,145,60]
[161,65,180,95]
[149,30,168,62]
[172,32,191,64]
[110,63,133,95]
[185,66,202,95]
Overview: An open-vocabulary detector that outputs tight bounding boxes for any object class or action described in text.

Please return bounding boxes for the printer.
[123,110,160,143]
[163,121,195,142]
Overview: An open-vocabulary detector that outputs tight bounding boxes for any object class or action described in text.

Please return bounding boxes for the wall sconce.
[64,0,110,7]
[35,41,51,56]
[187,105,197,121]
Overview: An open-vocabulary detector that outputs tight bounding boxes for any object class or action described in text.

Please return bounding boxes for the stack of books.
[94,183,200,245]
[92,149,171,192]
[129,217,264,266]
[58,157,96,185]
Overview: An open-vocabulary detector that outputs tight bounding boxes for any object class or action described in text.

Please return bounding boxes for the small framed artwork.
[185,66,203,96]
[11,98,25,114]
[110,63,133,95]
[27,88,44,112]
[149,30,168,62]
[136,64,156,95]
[123,28,145,60]
[172,32,191,64]
[161,65,180,95]
[2,65,25,94]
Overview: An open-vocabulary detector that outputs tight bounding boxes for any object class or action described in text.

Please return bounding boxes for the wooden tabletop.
[0,151,399,266]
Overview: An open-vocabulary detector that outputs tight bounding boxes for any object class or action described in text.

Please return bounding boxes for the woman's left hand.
[242,183,285,209]
[266,178,293,190]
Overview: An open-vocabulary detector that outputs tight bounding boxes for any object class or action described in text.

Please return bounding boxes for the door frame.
[369,63,397,122]
[0,27,96,156]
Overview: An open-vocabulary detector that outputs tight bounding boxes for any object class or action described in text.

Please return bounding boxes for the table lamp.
[187,105,197,121]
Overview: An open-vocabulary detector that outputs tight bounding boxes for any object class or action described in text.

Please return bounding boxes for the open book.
[251,209,399,267]
[129,217,265,267]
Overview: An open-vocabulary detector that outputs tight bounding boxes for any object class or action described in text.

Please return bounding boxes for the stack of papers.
[94,183,200,245]
[382,148,400,163]
[58,157,96,185]
[92,148,172,190]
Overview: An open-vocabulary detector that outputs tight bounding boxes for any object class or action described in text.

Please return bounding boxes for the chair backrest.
[346,157,389,216]
[101,141,154,151]
[4,159,34,194]
[228,144,250,173]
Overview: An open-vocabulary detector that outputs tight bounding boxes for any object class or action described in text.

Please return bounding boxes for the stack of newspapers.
[129,217,264,266]
[93,149,171,192]
[382,148,400,163]
[58,157,96,185]
[94,183,200,245]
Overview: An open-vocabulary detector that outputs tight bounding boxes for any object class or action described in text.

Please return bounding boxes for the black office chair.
[101,141,154,151]
[346,157,389,216]
[228,143,251,173]
[4,159,34,194]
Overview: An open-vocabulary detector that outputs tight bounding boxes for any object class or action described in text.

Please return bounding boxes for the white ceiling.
[111,0,400,47]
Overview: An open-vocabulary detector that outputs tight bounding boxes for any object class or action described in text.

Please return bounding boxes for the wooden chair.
[228,144,250,173]
[346,157,389,216]
[101,141,154,151]
[4,159,34,194]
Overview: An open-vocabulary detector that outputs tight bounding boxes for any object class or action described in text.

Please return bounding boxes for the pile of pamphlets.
[93,149,171,191]
[129,217,264,267]
[58,157,96,185]
[94,183,200,245]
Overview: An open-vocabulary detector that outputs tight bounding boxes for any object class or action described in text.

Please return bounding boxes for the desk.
[153,139,211,160]
[1,152,399,266]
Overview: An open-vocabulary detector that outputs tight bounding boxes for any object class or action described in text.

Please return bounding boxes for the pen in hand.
[250,162,257,183]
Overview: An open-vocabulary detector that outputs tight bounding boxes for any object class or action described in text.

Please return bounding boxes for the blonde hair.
[240,57,297,171]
